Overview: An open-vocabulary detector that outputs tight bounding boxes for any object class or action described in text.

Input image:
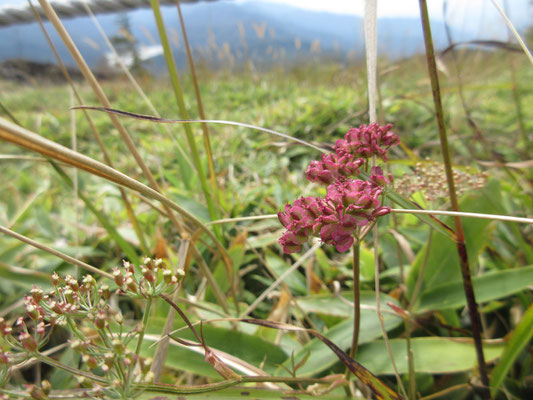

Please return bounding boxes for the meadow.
[0,1,533,399]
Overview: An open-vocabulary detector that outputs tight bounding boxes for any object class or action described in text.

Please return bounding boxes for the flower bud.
[41,380,51,395]
[114,313,124,325]
[99,284,110,300]
[51,272,61,287]
[30,286,44,304]
[94,311,108,330]
[112,267,124,287]
[0,352,10,365]
[141,266,156,284]
[112,339,125,355]
[82,275,96,288]
[125,277,138,293]
[19,332,38,352]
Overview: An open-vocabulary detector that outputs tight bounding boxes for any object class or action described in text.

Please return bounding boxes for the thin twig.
[207,210,533,225]
[490,0,533,65]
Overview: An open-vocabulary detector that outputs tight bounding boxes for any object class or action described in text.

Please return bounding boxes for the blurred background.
[0,0,531,81]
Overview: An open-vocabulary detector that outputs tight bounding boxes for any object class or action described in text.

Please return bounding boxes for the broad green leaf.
[265,251,307,295]
[357,337,505,374]
[0,261,52,288]
[276,292,403,376]
[490,303,533,396]
[407,180,501,301]
[297,290,385,318]
[139,317,288,377]
[170,192,210,222]
[415,265,533,312]
[385,190,454,239]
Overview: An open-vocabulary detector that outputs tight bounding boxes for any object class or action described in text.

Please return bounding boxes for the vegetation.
[0,1,532,399]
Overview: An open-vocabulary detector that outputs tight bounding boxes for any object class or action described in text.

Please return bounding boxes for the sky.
[2,0,530,37]
[249,0,522,19]
[246,0,531,36]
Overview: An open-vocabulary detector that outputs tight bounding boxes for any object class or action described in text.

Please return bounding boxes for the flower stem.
[418,1,490,397]
[344,240,362,395]
[135,297,153,357]
[349,240,361,359]
[34,352,107,384]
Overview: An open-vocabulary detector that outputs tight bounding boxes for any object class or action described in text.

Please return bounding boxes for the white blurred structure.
[0,0,216,27]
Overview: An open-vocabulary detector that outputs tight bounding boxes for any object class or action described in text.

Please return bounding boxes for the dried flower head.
[395,160,488,203]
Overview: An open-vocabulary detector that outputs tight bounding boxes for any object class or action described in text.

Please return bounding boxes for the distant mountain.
[0,1,480,72]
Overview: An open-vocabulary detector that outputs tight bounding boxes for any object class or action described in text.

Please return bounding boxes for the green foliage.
[0,41,532,399]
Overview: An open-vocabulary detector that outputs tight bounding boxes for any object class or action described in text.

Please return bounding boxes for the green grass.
[1,47,533,398]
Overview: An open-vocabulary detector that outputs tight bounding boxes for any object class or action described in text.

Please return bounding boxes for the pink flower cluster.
[278,124,399,254]
[306,123,398,185]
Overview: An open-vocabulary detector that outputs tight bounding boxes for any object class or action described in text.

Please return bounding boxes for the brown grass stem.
[37,0,190,244]
[81,1,194,174]
[150,239,190,381]
[419,1,490,396]
[205,210,533,226]
[0,225,113,280]
[490,0,533,65]
[28,0,150,253]
[0,117,233,281]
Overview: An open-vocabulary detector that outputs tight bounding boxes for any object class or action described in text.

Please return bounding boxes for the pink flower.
[336,123,398,161]
[278,123,397,254]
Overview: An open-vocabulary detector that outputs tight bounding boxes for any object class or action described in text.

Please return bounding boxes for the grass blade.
[150,0,219,239]
[0,117,233,279]
[490,303,533,396]
[0,225,113,279]
[174,0,219,205]
[50,161,139,265]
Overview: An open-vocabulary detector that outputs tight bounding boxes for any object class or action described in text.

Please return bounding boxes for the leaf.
[50,161,139,265]
[297,291,385,318]
[277,292,403,376]
[356,337,505,375]
[407,181,501,300]
[141,317,288,376]
[265,251,307,295]
[385,186,454,239]
[240,318,401,400]
[490,303,533,396]
[0,261,52,288]
[415,265,533,312]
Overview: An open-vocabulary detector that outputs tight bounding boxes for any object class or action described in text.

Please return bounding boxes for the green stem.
[350,240,361,358]
[418,1,490,397]
[34,352,107,384]
[135,297,153,357]
[150,0,220,240]
[392,211,416,400]
[344,240,361,396]
[140,375,333,395]
[405,318,416,400]
[174,0,220,205]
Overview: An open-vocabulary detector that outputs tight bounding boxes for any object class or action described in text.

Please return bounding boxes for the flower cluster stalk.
[418,1,490,397]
